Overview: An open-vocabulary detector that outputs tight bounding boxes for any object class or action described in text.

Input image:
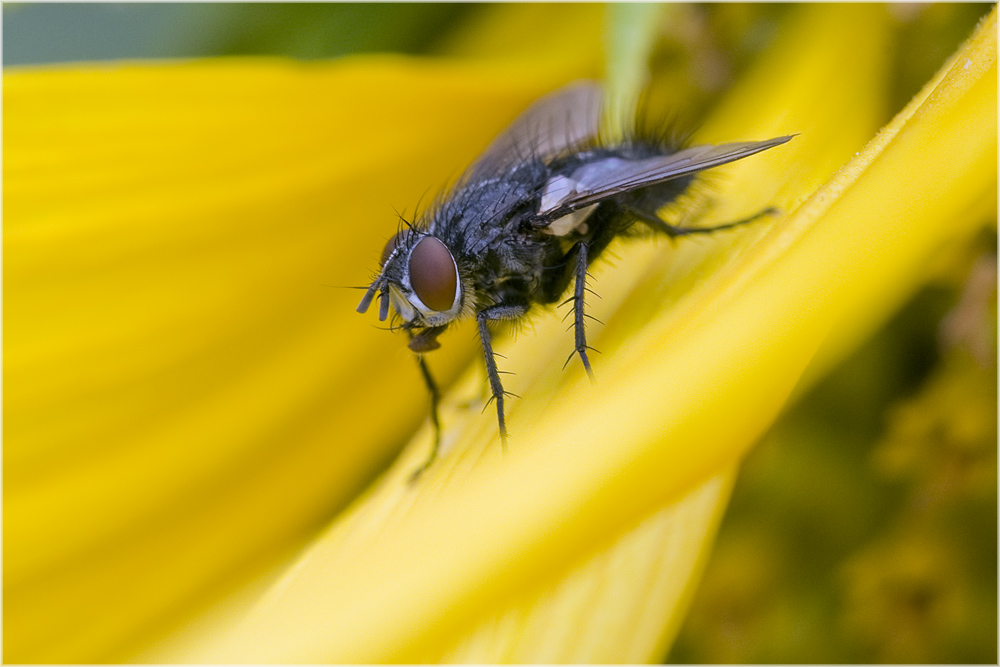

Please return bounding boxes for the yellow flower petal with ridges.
[440,468,739,663]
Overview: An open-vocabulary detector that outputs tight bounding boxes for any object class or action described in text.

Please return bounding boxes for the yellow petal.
[439,467,739,663]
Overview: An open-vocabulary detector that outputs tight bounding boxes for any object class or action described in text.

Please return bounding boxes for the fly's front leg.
[410,354,442,480]
[477,303,527,444]
[407,325,447,478]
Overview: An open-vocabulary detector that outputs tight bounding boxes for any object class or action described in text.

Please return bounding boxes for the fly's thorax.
[377,230,469,327]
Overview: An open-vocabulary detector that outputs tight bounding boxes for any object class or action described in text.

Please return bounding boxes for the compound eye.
[409,236,458,312]
[381,229,413,266]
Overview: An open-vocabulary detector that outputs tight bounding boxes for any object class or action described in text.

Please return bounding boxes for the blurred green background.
[5,3,995,663]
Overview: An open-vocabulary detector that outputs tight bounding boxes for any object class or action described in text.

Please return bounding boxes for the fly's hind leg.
[626,204,779,237]
[562,241,599,378]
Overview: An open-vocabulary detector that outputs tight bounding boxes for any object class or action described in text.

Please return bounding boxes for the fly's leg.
[478,314,507,444]
[626,205,779,237]
[410,354,442,480]
[477,304,527,445]
[562,241,598,378]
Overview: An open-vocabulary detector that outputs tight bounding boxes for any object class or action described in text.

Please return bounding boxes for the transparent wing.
[470,81,603,177]
[537,135,796,220]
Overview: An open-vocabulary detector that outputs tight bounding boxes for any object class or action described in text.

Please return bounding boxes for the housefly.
[357,81,792,475]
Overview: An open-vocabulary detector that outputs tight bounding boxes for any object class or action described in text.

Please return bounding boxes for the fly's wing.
[536,135,795,222]
[469,81,603,178]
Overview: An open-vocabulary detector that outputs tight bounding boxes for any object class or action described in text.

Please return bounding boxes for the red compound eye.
[409,236,457,312]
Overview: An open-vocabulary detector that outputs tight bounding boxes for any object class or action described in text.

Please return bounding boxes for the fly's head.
[357,229,467,352]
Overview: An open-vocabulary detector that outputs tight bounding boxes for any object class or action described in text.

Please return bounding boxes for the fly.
[357,82,793,476]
